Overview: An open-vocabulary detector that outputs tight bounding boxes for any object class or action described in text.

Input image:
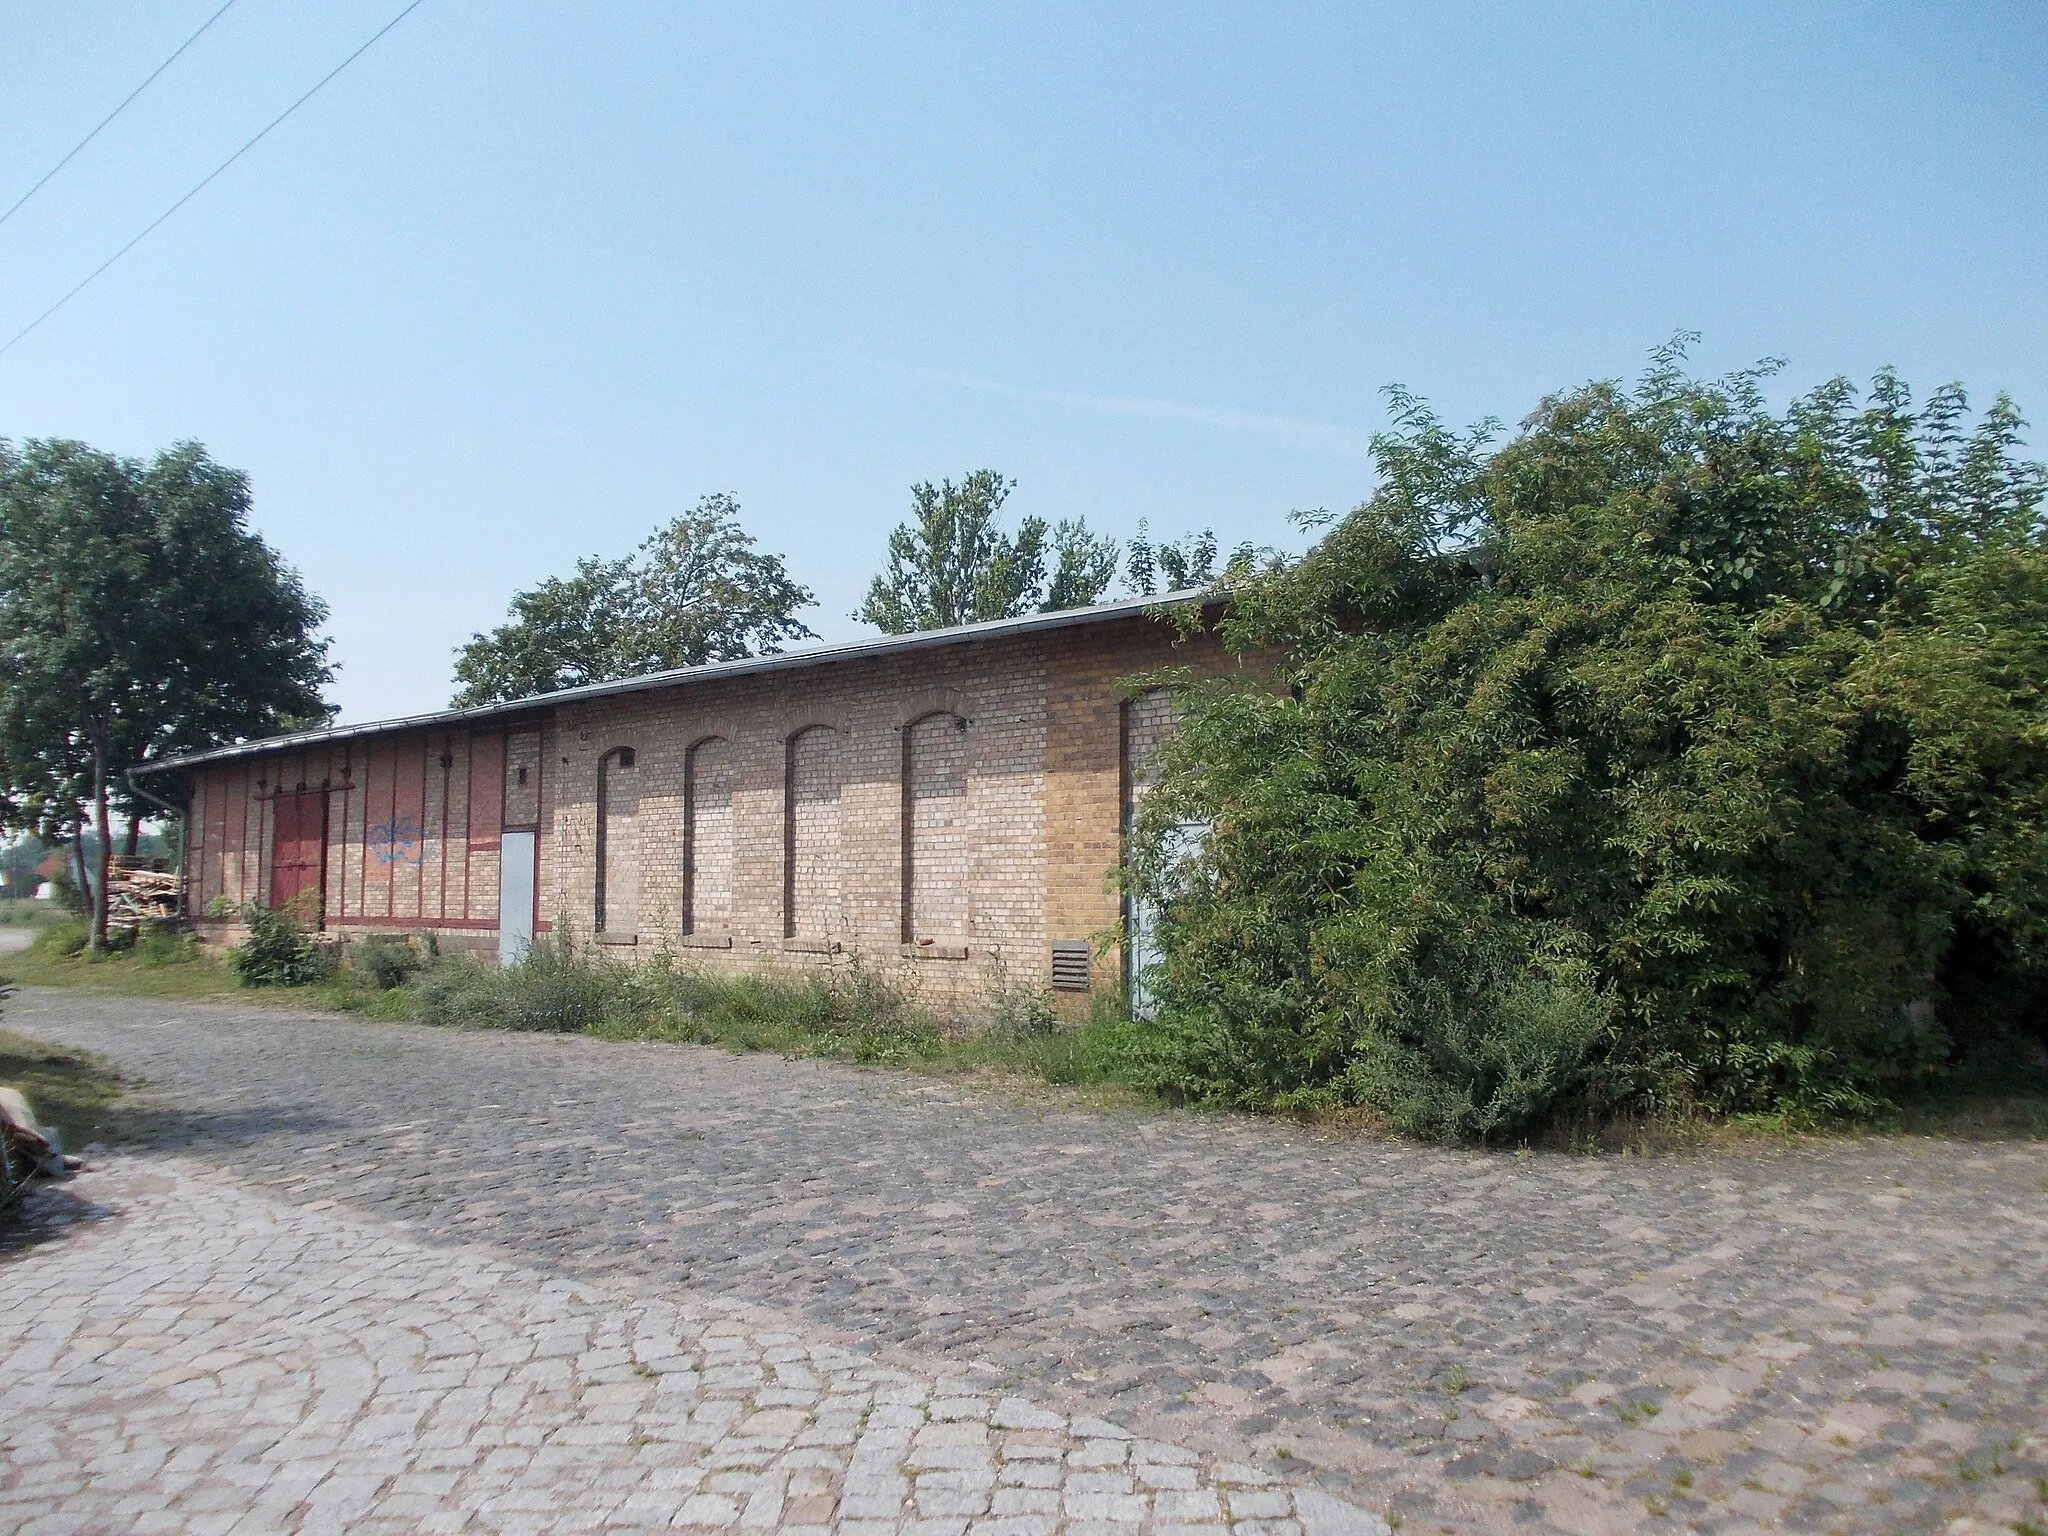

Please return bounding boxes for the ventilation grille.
[1050,940,1092,992]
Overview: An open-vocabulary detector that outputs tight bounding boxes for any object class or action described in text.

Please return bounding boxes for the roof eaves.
[138,589,1213,774]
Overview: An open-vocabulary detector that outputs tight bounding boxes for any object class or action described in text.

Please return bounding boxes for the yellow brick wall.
[185,608,1240,1009]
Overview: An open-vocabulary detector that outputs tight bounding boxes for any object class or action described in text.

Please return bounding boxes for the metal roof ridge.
[137,589,1213,773]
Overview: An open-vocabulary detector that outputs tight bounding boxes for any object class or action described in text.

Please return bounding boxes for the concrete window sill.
[902,942,970,961]
[781,937,841,954]
[595,933,638,946]
[678,933,733,949]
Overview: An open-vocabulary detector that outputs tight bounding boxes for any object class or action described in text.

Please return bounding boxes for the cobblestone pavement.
[6,990,2048,1535]
[3,1159,1386,1535]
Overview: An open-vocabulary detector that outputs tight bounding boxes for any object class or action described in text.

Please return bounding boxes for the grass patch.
[0,921,253,1001]
[0,1025,125,1150]
[1714,1048,2048,1144]
[0,899,65,927]
[0,919,396,1013]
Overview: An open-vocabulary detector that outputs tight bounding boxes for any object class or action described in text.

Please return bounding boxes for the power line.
[0,0,240,231]
[0,0,430,363]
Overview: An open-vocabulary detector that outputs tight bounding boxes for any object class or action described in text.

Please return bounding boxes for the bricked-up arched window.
[594,745,637,936]
[784,726,842,939]
[683,736,733,935]
[902,711,968,945]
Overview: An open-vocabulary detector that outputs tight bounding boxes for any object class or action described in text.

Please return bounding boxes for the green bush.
[1335,952,1612,1142]
[354,933,426,990]
[1127,345,2048,1139]
[226,903,337,987]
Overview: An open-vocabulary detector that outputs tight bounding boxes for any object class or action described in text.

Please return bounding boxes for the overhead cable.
[0,0,430,363]
[0,0,241,231]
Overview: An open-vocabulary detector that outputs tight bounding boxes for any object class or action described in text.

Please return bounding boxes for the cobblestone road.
[4,1160,1382,1536]
[5,989,2047,1535]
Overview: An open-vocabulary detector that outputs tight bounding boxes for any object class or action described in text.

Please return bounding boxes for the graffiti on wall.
[368,813,427,866]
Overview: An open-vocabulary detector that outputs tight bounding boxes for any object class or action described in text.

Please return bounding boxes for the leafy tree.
[452,495,816,706]
[1044,519,1122,611]
[0,688,87,869]
[1126,522,1215,595]
[1124,522,1276,596]
[0,439,333,950]
[856,471,1120,632]
[637,496,816,664]
[1127,345,2048,1140]
[451,555,645,705]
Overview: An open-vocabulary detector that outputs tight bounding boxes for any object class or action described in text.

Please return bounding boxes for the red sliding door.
[270,790,328,918]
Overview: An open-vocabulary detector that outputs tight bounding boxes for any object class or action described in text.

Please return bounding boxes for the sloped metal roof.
[139,590,1209,773]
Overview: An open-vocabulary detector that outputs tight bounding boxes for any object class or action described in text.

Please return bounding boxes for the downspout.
[125,767,188,920]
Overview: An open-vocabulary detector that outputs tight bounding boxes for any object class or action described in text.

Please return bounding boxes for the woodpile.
[107,858,179,930]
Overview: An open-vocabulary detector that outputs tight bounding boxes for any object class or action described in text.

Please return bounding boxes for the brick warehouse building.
[144,594,1227,1006]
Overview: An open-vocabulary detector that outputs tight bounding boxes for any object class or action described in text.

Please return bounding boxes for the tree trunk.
[123,814,142,858]
[89,731,112,952]
[69,819,91,910]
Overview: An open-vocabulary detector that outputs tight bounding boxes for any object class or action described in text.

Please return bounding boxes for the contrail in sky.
[923,371,1375,457]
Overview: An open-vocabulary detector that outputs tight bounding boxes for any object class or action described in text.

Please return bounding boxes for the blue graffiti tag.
[368,813,426,866]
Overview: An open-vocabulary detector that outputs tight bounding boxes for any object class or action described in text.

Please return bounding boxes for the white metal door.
[1127,819,1208,1019]
[498,831,535,965]
[1128,885,1161,1018]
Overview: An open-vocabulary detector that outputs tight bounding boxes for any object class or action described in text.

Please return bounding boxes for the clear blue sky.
[2,1,2042,723]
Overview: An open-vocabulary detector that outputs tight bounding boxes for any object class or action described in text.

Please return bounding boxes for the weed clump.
[393,930,1159,1087]
[412,934,615,1032]
[979,952,1060,1041]
[411,933,939,1057]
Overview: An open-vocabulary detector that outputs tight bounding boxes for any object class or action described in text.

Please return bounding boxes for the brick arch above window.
[892,687,977,733]
[681,718,739,753]
[778,713,854,745]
